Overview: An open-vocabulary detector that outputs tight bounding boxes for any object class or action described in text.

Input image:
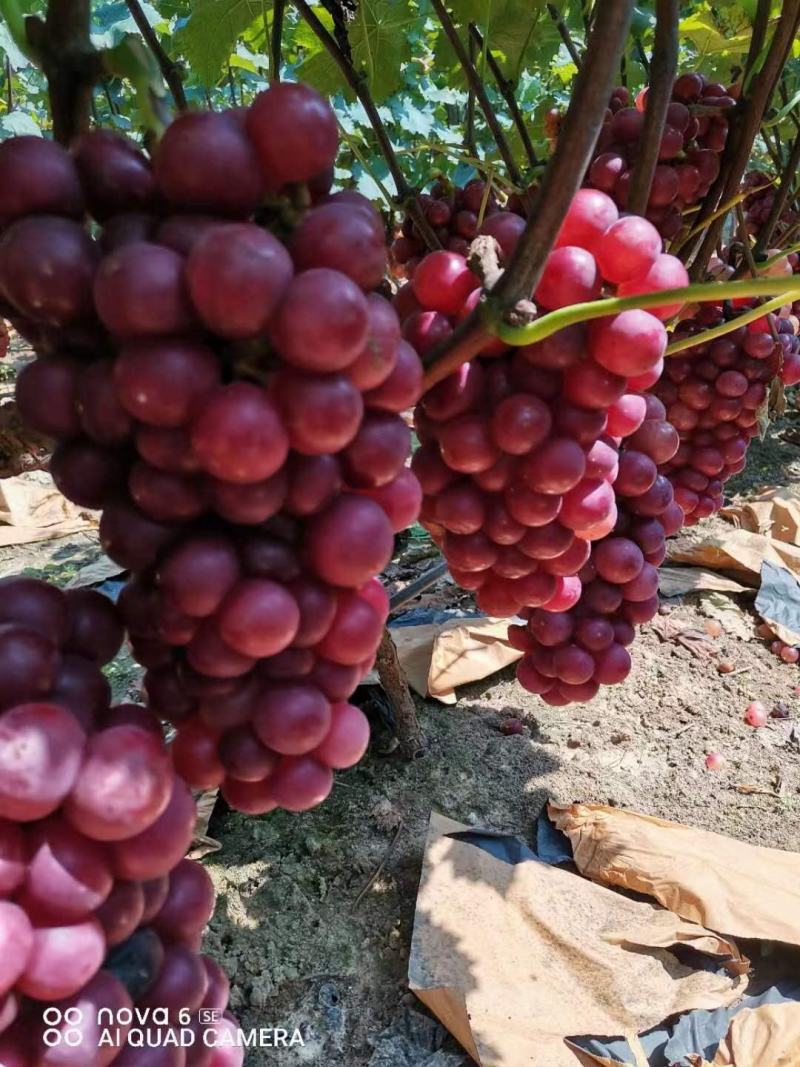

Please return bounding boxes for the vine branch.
[468,23,538,169]
[688,0,800,278]
[124,0,186,111]
[464,30,478,164]
[742,0,770,88]
[754,128,800,253]
[430,0,523,187]
[626,0,679,217]
[270,0,286,83]
[422,0,636,391]
[25,0,102,144]
[293,0,441,250]
[547,4,583,69]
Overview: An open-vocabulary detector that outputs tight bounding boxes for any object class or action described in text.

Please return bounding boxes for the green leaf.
[174,0,266,87]
[296,47,350,98]
[0,19,30,68]
[0,110,40,136]
[350,0,417,101]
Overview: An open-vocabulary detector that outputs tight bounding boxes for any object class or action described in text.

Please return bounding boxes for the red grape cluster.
[1,81,424,816]
[653,307,781,524]
[741,169,797,239]
[390,179,529,281]
[407,189,686,671]
[585,74,736,239]
[511,396,684,705]
[0,578,239,1066]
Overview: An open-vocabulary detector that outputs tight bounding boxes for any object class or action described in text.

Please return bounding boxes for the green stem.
[492,276,800,347]
[665,295,790,355]
[336,120,395,213]
[0,0,35,61]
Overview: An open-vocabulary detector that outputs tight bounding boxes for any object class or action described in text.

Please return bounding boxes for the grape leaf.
[173,0,265,87]
[350,0,417,102]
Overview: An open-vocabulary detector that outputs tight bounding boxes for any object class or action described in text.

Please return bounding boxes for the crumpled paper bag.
[754,559,800,647]
[721,488,800,544]
[409,813,747,1067]
[0,472,96,545]
[390,618,522,704]
[549,803,800,947]
[668,528,800,584]
[687,1003,800,1066]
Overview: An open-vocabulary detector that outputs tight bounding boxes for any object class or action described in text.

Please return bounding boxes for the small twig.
[270,0,285,83]
[754,129,800,252]
[293,0,441,250]
[422,0,635,390]
[226,64,238,107]
[102,80,118,114]
[469,23,538,169]
[633,36,650,76]
[431,0,522,186]
[352,821,404,910]
[735,202,758,276]
[4,56,12,110]
[626,0,679,217]
[124,0,186,110]
[464,30,478,163]
[547,3,582,69]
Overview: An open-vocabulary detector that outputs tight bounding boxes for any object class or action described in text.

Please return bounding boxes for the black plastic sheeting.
[443,818,800,1066]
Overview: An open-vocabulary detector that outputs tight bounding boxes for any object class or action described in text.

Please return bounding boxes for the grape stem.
[625,0,678,217]
[468,23,539,171]
[664,295,790,355]
[430,0,523,187]
[492,276,800,347]
[124,0,186,111]
[292,0,442,251]
[546,4,583,70]
[422,0,636,390]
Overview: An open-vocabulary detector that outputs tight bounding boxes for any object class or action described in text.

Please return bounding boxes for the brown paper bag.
[409,814,747,1067]
[687,1003,800,1066]
[550,803,800,947]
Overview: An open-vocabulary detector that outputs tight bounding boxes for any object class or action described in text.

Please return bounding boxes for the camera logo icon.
[42,1007,83,1048]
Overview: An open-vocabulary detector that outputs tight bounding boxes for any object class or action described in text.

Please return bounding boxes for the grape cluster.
[1,81,424,816]
[741,169,797,239]
[654,307,781,524]
[511,397,684,705]
[407,189,686,674]
[0,578,239,1066]
[389,179,527,282]
[585,74,736,239]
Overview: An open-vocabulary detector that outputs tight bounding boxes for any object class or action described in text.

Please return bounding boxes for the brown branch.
[469,23,538,169]
[423,0,635,390]
[431,0,522,186]
[633,36,650,76]
[376,629,423,760]
[25,0,102,144]
[547,4,583,69]
[688,0,800,279]
[754,129,800,252]
[464,30,478,163]
[226,64,238,107]
[270,0,286,83]
[735,203,757,276]
[124,0,186,111]
[743,0,770,87]
[293,0,441,250]
[626,0,679,216]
